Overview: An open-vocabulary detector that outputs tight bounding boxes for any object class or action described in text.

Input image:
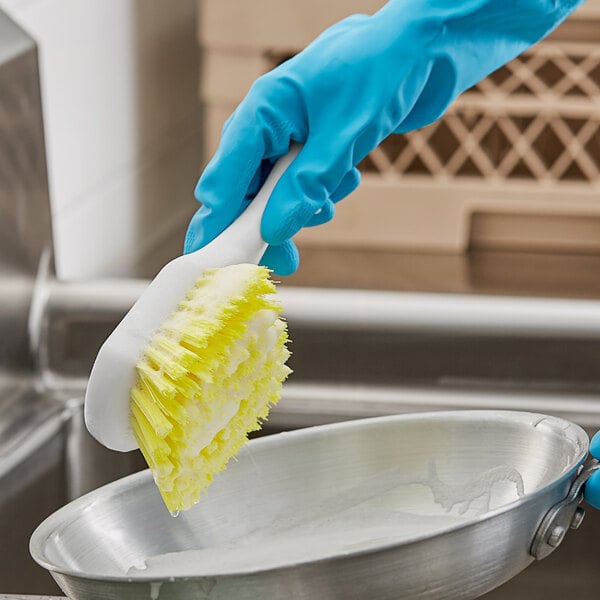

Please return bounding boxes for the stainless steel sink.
[10,282,600,598]
[0,12,145,594]
[2,6,600,599]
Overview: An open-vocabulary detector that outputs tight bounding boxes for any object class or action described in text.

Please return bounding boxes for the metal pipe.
[273,382,600,430]
[46,278,148,316]
[280,287,600,337]
[44,279,600,339]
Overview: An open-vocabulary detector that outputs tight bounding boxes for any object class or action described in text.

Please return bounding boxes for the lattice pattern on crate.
[267,42,600,184]
[362,109,600,183]
[472,43,600,100]
[362,42,600,184]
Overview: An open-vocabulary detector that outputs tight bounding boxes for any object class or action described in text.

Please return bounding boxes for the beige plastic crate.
[198,0,600,254]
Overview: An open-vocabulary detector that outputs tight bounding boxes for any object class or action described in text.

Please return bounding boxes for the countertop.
[284,246,600,299]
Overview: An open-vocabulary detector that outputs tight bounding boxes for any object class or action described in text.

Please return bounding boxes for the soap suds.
[425,461,524,514]
[129,509,468,578]
[128,461,525,578]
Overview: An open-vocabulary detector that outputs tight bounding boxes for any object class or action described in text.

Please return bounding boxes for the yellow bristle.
[130,404,174,477]
[137,364,177,399]
[131,386,172,438]
[137,372,188,427]
[130,264,291,512]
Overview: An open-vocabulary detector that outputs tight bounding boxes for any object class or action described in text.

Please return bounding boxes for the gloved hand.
[585,432,600,509]
[185,0,583,275]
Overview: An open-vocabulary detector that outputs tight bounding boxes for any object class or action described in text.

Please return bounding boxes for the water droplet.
[150,581,163,600]
[170,510,180,518]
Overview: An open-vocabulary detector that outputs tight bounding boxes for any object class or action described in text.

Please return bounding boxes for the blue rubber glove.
[185,0,583,275]
[585,432,600,509]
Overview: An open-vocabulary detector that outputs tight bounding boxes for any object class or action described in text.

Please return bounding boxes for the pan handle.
[530,458,600,560]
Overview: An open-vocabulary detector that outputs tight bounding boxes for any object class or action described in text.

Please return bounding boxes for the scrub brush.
[84,144,299,512]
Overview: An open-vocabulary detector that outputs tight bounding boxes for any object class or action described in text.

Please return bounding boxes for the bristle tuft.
[129,264,291,512]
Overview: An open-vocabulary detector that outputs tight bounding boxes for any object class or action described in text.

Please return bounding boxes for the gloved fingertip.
[183,208,206,254]
[183,229,196,255]
[584,471,600,510]
[262,195,316,246]
[305,200,335,227]
[259,240,299,276]
[589,431,600,458]
[330,167,362,204]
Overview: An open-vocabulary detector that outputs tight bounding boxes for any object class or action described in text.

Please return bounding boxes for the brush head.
[84,145,299,509]
[129,264,291,512]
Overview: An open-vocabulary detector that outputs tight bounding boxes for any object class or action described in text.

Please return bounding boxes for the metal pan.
[30,411,599,600]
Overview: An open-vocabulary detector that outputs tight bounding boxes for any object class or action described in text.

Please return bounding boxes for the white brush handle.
[198,142,302,266]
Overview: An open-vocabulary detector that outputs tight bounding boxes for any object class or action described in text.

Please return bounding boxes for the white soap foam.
[128,461,524,578]
[128,508,468,578]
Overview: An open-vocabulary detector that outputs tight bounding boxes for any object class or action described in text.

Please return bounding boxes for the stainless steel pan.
[30,411,599,600]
